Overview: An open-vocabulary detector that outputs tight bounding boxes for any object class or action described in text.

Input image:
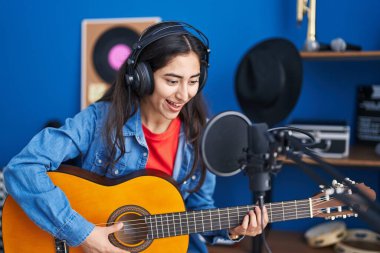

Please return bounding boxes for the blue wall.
[1,0,380,232]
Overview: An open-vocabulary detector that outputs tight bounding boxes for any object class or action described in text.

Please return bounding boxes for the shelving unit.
[284,145,380,169]
[298,50,380,169]
[301,51,380,61]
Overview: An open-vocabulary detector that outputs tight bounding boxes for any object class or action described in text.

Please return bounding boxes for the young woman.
[4,21,268,253]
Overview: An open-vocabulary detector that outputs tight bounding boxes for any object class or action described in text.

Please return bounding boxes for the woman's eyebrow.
[164,73,201,78]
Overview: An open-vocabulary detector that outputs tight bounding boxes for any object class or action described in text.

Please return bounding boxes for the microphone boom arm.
[282,133,380,233]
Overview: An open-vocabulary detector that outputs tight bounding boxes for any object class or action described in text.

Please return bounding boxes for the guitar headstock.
[311,179,376,220]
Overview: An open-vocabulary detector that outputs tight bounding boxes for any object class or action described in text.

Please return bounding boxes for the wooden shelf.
[283,145,380,168]
[208,230,335,253]
[300,51,380,61]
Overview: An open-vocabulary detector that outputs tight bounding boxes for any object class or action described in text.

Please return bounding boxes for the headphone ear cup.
[134,62,154,96]
[198,63,208,92]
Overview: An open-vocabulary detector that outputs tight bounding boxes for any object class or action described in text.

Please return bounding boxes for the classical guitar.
[2,165,375,253]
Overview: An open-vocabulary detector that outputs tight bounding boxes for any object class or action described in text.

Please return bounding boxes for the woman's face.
[141,51,201,124]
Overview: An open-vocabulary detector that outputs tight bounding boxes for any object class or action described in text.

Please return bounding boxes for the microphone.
[330,37,362,52]
[304,40,331,52]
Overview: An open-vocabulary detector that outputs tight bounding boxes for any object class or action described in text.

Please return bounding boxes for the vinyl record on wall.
[81,17,161,109]
[93,27,140,84]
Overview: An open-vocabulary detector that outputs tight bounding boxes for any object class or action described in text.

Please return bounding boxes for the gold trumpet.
[297,0,319,52]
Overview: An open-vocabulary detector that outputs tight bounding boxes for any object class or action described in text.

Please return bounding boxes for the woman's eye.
[167,79,179,85]
[189,80,199,85]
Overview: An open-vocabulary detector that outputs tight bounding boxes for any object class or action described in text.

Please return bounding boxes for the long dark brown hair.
[99,27,209,192]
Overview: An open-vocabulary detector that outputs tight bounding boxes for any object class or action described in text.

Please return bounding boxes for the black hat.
[235,38,303,127]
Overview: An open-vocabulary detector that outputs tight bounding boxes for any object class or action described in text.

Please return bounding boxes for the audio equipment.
[330,38,362,52]
[124,21,210,97]
[356,85,380,144]
[81,17,161,109]
[288,122,350,158]
[2,165,374,252]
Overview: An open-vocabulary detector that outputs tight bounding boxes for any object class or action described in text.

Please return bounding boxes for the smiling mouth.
[166,99,183,109]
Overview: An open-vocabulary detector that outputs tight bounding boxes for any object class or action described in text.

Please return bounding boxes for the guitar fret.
[166,214,170,237]
[179,213,183,235]
[173,213,176,236]
[191,211,195,233]
[201,210,204,232]
[236,206,240,224]
[155,215,159,238]
[309,198,313,218]
[226,207,230,228]
[209,210,213,231]
[147,216,153,239]
[160,215,165,238]
[217,209,222,230]
[269,203,273,222]
[185,212,190,234]
[294,200,298,219]
[282,201,285,221]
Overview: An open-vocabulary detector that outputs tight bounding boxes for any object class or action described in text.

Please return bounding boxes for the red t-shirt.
[142,117,181,176]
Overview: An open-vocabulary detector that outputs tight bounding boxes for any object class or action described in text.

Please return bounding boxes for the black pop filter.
[201,111,251,176]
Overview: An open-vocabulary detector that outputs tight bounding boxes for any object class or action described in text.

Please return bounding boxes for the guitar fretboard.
[144,198,312,239]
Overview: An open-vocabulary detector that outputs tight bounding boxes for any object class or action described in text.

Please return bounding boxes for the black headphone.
[125,21,210,96]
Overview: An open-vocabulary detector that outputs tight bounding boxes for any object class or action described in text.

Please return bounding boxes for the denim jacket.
[4,102,234,252]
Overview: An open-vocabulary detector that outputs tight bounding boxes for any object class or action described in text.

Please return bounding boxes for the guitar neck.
[146,198,312,239]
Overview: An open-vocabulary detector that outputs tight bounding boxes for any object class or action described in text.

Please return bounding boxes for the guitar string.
[97,206,329,240]
[105,206,339,241]
[95,204,318,228]
[110,211,326,241]
[108,193,351,241]
[114,211,322,239]
[96,204,331,232]
[106,208,341,241]
[114,205,322,229]
[94,197,331,227]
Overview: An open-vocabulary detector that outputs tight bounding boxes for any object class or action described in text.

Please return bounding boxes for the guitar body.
[2,167,188,253]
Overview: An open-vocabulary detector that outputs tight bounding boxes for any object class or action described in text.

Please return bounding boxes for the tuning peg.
[344,178,356,185]
[336,187,345,194]
[325,188,335,196]
[331,216,336,220]
[319,184,325,189]
[332,179,338,186]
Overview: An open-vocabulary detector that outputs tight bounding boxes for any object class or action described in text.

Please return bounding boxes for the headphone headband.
[125,21,210,96]
[128,21,210,69]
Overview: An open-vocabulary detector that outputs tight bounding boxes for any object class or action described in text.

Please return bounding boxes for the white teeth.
[167,100,181,108]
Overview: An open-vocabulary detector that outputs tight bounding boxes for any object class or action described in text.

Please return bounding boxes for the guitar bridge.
[55,238,69,253]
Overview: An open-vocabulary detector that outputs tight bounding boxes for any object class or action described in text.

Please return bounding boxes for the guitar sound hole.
[108,205,152,252]
[115,212,148,245]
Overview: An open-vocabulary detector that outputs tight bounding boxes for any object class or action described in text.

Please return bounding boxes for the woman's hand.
[228,206,269,239]
[81,223,130,253]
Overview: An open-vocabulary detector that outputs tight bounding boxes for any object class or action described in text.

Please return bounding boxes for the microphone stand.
[242,124,283,253]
